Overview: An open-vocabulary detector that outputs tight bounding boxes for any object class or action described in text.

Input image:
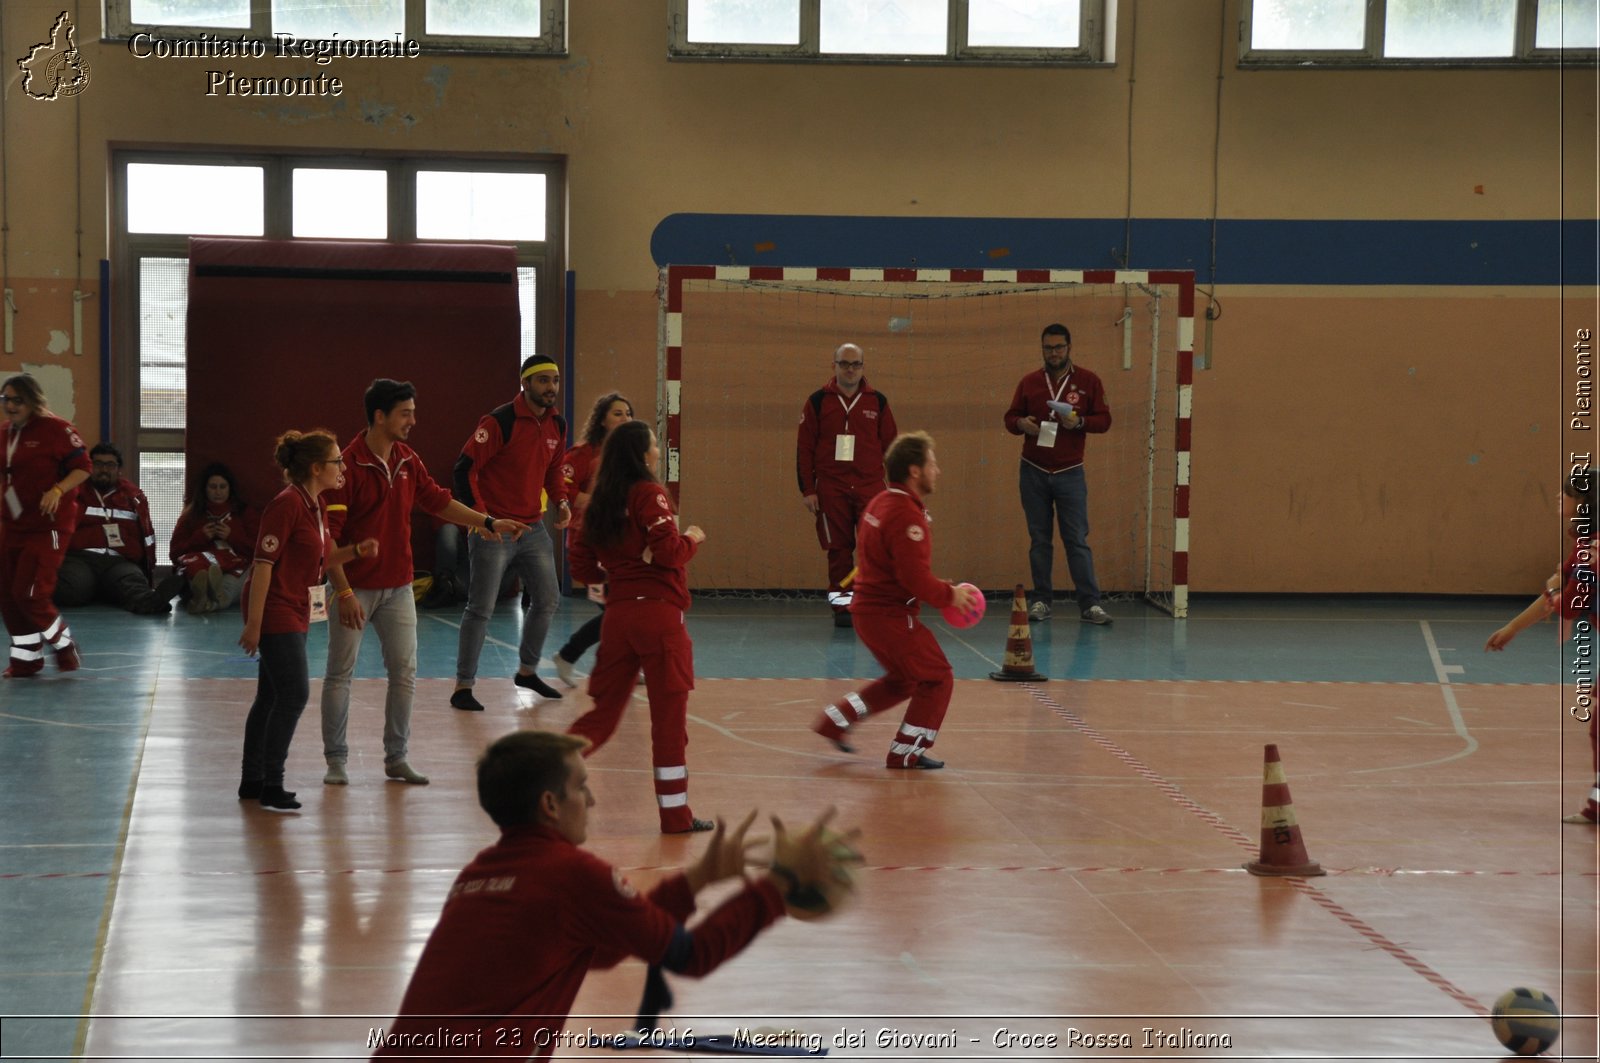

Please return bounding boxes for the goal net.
[658,266,1194,618]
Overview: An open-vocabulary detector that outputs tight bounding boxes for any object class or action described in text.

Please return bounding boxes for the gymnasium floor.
[1,594,1595,1061]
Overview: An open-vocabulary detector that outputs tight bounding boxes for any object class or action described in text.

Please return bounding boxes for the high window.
[668,0,1109,62]
[1241,0,1597,64]
[105,0,566,55]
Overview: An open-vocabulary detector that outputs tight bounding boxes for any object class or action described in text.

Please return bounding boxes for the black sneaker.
[237,780,264,800]
[513,672,563,699]
[258,786,301,812]
[450,688,485,712]
[832,611,853,629]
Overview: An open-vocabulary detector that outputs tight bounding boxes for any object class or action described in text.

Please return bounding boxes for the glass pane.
[427,0,542,37]
[130,0,249,26]
[1249,0,1365,49]
[416,171,545,240]
[821,0,946,54]
[1537,0,1599,47]
[139,258,189,432]
[127,163,264,236]
[293,168,388,238]
[273,0,403,39]
[968,0,1079,48]
[1385,0,1515,57]
[518,266,538,362]
[687,0,801,43]
[140,451,188,573]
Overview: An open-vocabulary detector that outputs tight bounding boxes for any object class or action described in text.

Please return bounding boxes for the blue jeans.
[1019,462,1100,611]
[321,585,417,764]
[241,630,309,788]
[456,522,558,685]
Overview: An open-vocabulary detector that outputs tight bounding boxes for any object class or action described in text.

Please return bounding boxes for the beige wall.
[0,0,1593,594]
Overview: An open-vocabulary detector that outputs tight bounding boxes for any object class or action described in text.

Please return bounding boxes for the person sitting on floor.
[54,443,182,616]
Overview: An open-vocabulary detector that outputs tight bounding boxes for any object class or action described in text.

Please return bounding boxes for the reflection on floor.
[2,596,1595,1060]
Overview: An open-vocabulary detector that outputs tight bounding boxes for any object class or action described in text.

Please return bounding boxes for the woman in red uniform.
[239,430,376,812]
[1,374,92,677]
[566,420,712,833]
[551,391,633,685]
[170,461,260,614]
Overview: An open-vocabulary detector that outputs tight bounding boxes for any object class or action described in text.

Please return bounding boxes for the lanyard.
[836,390,863,431]
[1045,368,1074,405]
[4,423,19,476]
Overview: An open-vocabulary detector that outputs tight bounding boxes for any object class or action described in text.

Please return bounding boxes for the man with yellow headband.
[450,355,572,711]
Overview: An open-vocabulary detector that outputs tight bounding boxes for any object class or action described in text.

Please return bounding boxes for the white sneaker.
[554,653,578,687]
[385,760,430,785]
[1028,601,1051,622]
[323,761,348,786]
[1081,605,1112,625]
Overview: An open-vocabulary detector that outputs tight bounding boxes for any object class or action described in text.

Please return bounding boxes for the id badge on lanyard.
[835,435,856,461]
[1037,421,1059,448]
[308,583,329,624]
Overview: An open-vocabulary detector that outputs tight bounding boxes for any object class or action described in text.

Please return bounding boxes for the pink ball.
[940,583,987,629]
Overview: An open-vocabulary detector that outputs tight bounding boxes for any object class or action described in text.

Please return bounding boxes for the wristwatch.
[483,513,496,531]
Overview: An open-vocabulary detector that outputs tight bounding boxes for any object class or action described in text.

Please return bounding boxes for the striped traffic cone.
[989,584,1046,682]
[1244,744,1324,877]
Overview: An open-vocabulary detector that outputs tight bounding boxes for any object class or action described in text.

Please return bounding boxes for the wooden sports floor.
[1,595,1595,1061]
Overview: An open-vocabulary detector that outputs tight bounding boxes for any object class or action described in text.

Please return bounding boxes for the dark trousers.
[241,631,309,788]
[558,606,604,663]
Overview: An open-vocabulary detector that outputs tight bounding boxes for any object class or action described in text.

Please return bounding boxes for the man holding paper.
[1003,323,1113,625]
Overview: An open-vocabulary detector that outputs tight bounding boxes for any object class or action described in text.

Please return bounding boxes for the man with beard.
[54,443,182,615]
[451,357,571,711]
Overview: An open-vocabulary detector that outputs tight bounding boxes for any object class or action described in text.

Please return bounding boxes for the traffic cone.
[1244,744,1324,877]
[989,584,1046,682]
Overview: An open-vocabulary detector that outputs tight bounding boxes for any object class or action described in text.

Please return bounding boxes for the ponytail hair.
[273,429,337,486]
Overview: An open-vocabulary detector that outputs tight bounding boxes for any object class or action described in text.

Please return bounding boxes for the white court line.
[0,710,135,732]
[1350,620,1478,774]
[1283,701,1341,710]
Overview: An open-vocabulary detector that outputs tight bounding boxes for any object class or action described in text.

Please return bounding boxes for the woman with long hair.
[566,419,711,833]
[238,430,376,812]
[551,391,633,685]
[170,461,260,613]
[0,374,92,676]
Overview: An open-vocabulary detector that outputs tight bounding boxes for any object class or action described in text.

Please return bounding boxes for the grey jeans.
[455,522,558,685]
[320,585,417,764]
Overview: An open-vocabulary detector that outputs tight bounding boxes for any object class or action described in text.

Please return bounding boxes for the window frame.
[103,0,568,58]
[110,147,565,544]
[666,0,1110,65]
[1238,0,1597,67]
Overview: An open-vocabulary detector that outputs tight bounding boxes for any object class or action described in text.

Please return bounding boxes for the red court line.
[1021,683,1493,1019]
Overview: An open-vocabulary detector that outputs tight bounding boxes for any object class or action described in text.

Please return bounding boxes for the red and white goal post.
[658,265,1193,618]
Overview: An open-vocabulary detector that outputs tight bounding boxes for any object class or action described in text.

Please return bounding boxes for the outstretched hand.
[769,806,863,894]
[686,810,763,892]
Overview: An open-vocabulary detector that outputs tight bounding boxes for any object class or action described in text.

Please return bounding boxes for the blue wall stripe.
[650,215,1598,286]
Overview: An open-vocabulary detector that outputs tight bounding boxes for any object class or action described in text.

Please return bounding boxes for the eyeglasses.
[835,361,865,371]
[0,395,23,406]
[91,460,121,470]
[1041,343,1069,353]
[322,457,346,467]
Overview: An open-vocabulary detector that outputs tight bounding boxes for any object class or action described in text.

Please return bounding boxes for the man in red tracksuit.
[811,431,980,769]
[55,443,181,615]
[796,343,897,628]
[371,730,853,1061]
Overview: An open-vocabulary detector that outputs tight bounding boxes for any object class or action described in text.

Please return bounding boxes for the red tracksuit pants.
[813,485,871,612]
[568,598,698,832]
[1,529,75,676]
[815,611,954,767]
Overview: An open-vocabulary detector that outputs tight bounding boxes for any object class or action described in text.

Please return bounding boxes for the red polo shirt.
[245,483,329,634]
[324,432,455,590]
